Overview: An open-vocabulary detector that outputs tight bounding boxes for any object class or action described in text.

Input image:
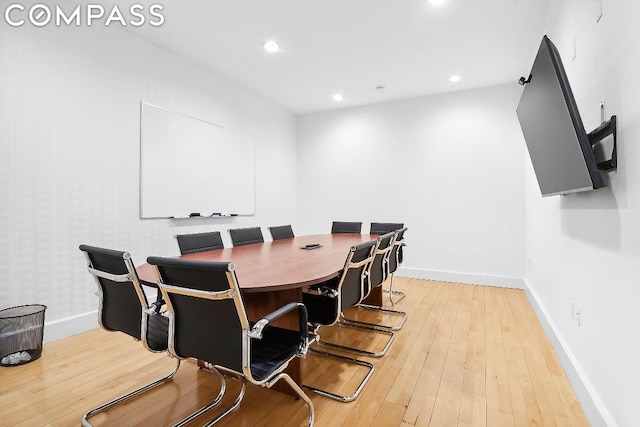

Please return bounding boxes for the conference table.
[136,233,383,394]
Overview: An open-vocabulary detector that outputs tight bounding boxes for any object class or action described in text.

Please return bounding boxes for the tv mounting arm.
[589,115,617,172]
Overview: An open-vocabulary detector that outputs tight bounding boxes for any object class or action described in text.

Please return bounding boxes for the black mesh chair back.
[343,230,408,332]
[341,241,377,310]
[269,224,295,240]
[304,240,376,328]
[301,239,389,402]
[229,227,264,247]
[176,231,224,255]
[389,227,407,275]
[79,244,167,352]
[381,227,408,306]
[369,222,404,235]
[148,258,245,371]
[331,221,362,234]
[79,244,179,427]
[368,232,397,291]
[147,256,314,425]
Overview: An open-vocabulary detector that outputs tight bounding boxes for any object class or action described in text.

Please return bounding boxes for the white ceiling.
[129,0,550,115]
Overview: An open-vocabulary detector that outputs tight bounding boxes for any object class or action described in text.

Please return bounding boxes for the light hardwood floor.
[0,278,589,427]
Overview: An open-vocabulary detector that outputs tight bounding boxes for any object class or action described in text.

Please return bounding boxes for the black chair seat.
[303,278,340,326]
[250,326,301,381]
[303,293,338,327]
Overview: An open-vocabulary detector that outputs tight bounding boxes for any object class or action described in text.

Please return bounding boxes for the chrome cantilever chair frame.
[79,246,189,427]
[312,243,395,358]
[301,241,389,402]
[301,342,374,403]
[151,259,314,426]
[384,227,408,304]
[341,232,408,331]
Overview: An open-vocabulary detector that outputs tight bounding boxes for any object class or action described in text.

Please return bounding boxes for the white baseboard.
[523,280,615,427]
[397,267,526,289]
[43,310,98,344]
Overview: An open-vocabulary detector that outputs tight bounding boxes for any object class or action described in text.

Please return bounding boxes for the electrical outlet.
[569,302,575,320]
[600,98,606,123]
[575,310,581,327]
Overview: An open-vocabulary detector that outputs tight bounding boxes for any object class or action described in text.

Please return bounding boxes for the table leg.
[362,285,383,306]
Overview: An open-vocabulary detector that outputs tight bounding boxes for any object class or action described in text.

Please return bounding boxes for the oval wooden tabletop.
[137,233,377,293]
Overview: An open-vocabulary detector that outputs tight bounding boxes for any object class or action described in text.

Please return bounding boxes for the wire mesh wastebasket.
[0,304,47,366]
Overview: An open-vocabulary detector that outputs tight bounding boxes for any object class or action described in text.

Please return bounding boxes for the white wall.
[297,85,526,287]
[0,23,297,341]
[524,1,640,426]
[3,4,636,424]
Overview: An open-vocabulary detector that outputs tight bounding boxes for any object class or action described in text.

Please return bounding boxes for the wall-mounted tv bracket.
[518,74,532,86]
[589,115,617,172]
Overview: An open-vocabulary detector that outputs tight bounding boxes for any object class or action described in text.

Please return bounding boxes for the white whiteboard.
[140,103,255,218]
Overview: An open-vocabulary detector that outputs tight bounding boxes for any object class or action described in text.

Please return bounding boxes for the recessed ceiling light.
[448,74,462,82]
[332,94,344,102]
[262,40,280,52]
[428,0,446,5]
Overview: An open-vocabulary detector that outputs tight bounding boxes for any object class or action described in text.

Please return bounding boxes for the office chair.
[228,226,264,247]
[341,232,408,330]
[386,227,408,304]
[330,221,362,234]
[147,256,314,426]
[176,231,224,255]
[369,222,404,235]
[79,245,229,427]
[269,224,295,240]
[301,240,391,402]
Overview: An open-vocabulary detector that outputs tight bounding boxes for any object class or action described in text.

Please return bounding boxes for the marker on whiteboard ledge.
[189,212,201,217]
[210,212,222,217]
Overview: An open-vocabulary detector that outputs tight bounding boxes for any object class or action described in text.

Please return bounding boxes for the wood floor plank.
[410,283,463,426]
[484,286,515,426]
[402,281,455,425]
[494,289,529,424]
[429,283,474,426]
[385,280,445,407]
[371,401,406,427]
[458,285,487,427]
[0,279,589,427]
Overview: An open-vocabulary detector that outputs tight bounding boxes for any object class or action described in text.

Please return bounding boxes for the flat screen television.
[516,35,608,196]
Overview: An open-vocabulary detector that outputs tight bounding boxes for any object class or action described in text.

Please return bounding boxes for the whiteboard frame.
[139,102,256,219]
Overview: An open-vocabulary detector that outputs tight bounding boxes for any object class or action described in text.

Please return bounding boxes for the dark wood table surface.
[137,233,376,292]
[136,233,382,393]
